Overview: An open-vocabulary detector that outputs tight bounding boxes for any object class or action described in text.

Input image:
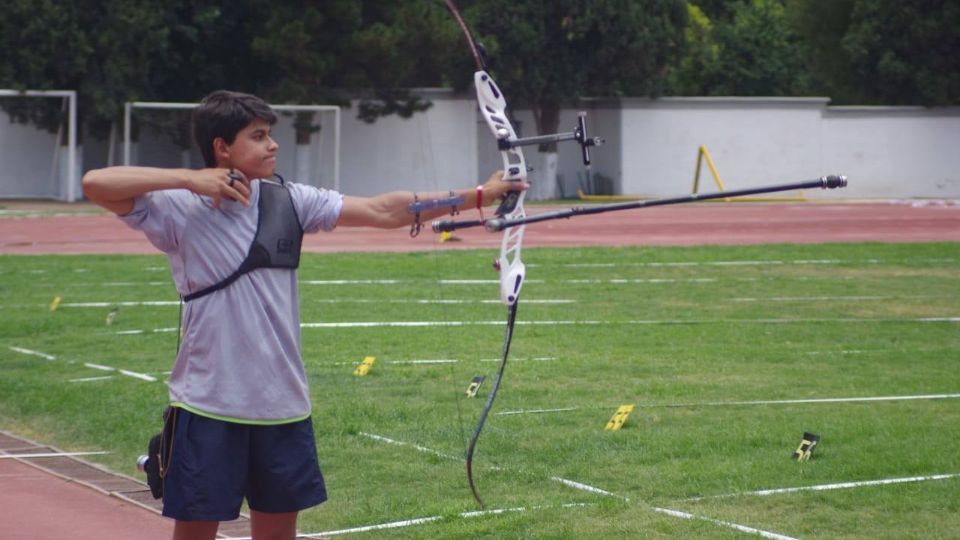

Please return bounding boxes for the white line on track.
[652,507,799,540]
[9,346,56,360]
[685,473,960,501]
[0,451,110,459]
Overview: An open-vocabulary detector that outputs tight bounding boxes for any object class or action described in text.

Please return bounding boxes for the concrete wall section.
[340,90,478,196]
[821,107,960,199]
[617,98,829,197]
[0,116,62,199]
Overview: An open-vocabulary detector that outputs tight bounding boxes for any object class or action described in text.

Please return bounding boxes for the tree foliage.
[461,0,687,144]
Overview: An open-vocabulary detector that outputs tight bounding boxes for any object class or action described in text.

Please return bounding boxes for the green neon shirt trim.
[171,402,310,426]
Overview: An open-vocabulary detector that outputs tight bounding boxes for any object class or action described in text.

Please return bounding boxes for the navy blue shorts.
[161,408,327,521]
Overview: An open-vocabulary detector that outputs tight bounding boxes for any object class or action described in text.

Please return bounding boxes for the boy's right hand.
[187,168,251,208]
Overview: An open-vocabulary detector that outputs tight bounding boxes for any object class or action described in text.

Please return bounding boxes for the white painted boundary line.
[356,432,798,539]
[653,507,799,540]
[358,432,460,462]
[226,502,588,539]
[732,295,944,302]
[496,393,960,417]
[497,407,579,416]
[550,476,628,501]
[557,258,883,268]
[323,357,556,367]
[686,473,960,501]
[60,301,179,307]
[0,451,110,459]
[9,346,56,360]
[116,316,960,334]
[661,393,960,408]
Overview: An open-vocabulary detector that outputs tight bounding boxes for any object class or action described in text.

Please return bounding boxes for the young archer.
[83,90,522,540]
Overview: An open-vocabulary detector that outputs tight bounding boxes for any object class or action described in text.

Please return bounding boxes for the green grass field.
[1,242,958,538]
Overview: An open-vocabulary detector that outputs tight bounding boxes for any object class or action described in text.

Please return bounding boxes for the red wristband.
[476,185,485,223]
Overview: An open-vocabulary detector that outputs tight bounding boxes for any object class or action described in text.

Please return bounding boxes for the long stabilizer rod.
[434,175,847,233]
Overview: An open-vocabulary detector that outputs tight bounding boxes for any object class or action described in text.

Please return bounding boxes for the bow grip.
[496,190,521,216]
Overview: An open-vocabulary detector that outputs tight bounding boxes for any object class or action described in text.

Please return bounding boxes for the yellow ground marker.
[604,404,635,431]
[353,356,376,376]
[49,296,61,312]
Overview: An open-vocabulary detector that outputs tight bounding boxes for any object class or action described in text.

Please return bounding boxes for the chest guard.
[183,179,303,302]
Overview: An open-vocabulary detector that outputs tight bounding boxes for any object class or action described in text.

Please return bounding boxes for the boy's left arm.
[337,171,521,229]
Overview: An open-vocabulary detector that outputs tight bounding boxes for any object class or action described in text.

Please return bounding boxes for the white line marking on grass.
[358,432,460,462]
[480,356,557,363]
[498,393,960,417]
[282,503,588,539]
[98,281,170,287]
[298,317,960,329]
[658,393,960,408]
[84,362,115,371]
[310,298,574,304]
[686,473,960,501]
[550,476,628,501]
[9,346,56,360]
[120,316,960,335]
[301,279,547,286]
[566,278,716,284]
[558,258,884,269]
[69,376,115,383]
[0,451,110,459]
[653,507,798,540]
[732,295,940,302]
[61,301,179,307]
[118,369,157,382]
[497,407,579,416]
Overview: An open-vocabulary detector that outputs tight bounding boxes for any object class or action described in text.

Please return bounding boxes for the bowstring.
[416,98,470,459]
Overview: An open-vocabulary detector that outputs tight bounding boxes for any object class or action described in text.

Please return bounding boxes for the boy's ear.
[213,137,230,165]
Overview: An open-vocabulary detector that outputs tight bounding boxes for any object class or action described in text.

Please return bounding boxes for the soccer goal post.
[0,89,78,202]
[123,102,341,191]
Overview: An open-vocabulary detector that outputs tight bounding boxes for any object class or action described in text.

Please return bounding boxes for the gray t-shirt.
[120,180,342,423]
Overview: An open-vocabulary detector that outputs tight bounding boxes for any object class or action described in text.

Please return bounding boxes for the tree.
[457,0,688,197]
[842,0,959,105]
[0,0,176,140]
[706,0,809,96]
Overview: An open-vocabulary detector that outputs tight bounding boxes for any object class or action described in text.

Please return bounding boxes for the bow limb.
[465,300,518,508]
[444,0,527,508]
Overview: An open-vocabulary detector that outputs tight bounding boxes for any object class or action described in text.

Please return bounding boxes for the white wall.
[612,98,960,199]
[2,93,959,201]
[340,89,478,196]
[0,114,62,198]
[822,107,960,198]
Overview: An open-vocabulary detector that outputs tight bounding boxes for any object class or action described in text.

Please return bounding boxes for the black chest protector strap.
[183,180,303,302]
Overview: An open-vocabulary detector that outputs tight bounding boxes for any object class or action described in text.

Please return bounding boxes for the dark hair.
[192,90,278,167]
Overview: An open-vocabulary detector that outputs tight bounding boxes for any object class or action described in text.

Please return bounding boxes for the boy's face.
[219,118,278,179]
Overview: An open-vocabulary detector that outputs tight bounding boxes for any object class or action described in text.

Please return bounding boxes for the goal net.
[123,102,340,191]
[0,90,78,201]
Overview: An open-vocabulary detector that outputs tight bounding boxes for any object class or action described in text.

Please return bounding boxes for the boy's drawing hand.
[188,168,251,208]
[478,170,527,205]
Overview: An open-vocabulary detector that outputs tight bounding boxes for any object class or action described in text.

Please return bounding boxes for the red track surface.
[2,202,960,255]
